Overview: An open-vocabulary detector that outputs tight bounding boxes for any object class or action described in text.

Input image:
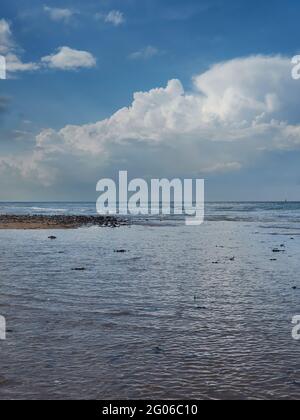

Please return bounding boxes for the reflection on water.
[0,217,300,399]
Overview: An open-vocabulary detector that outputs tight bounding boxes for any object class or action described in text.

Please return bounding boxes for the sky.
[0,0,300,201]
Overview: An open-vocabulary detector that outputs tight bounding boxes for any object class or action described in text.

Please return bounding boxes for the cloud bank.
[1,55,300,195]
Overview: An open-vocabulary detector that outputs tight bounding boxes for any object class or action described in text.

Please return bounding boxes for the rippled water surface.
[0,204,300,399]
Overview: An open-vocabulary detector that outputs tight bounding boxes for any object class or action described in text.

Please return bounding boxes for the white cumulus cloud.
[2,55,300,189]
[37,56,299,150]
[41,46,96,70]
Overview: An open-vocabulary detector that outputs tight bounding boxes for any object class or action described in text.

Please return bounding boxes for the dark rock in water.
[196,306,208,310]
[72,267,86,271]
[272,248,285,253]
[280,244,285,248]
[229,257,235,261]
[212,261,219,264]
[292,286,297,290]
[290,238,295,240]
[114,249,127,253]
[48,236,57,240]
[270,259,277,261]
[153,346,164,354]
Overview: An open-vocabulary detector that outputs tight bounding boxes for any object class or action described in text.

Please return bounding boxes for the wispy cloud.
[129,46,160,60]
[5,53,40,73]
[0,18,14,54]
[43,6,76,23]
[96,10,125,26]
[0,19,40,75]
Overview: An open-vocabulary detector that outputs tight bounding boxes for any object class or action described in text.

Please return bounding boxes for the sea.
[0,202,300,400]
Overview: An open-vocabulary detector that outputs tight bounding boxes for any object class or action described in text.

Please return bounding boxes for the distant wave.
[1,202,300,224]
[30,207,67,212]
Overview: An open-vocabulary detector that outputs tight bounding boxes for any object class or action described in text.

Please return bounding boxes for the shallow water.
[0,214,300,400]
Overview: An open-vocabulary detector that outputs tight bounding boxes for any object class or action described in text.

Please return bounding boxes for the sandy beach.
[0,215,127,230]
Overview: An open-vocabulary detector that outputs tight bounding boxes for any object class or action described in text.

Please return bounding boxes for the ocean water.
[1,201,300,223]
[0,202,300,400]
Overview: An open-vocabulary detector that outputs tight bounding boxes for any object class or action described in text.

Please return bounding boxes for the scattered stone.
[272,248,285,253]
[229,257,235,261]
[280,244,285,248]
[212,261,219,264]
[114,249,127,253]
[153,346,164,354]
[72,268,86,271]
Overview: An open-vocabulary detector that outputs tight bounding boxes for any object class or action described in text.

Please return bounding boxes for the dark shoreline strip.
[0,215,128,229]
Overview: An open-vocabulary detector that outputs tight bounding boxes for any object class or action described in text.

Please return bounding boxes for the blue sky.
[0,0,300,200]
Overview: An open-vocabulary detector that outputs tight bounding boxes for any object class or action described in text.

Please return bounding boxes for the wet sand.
[0,215,127,230]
